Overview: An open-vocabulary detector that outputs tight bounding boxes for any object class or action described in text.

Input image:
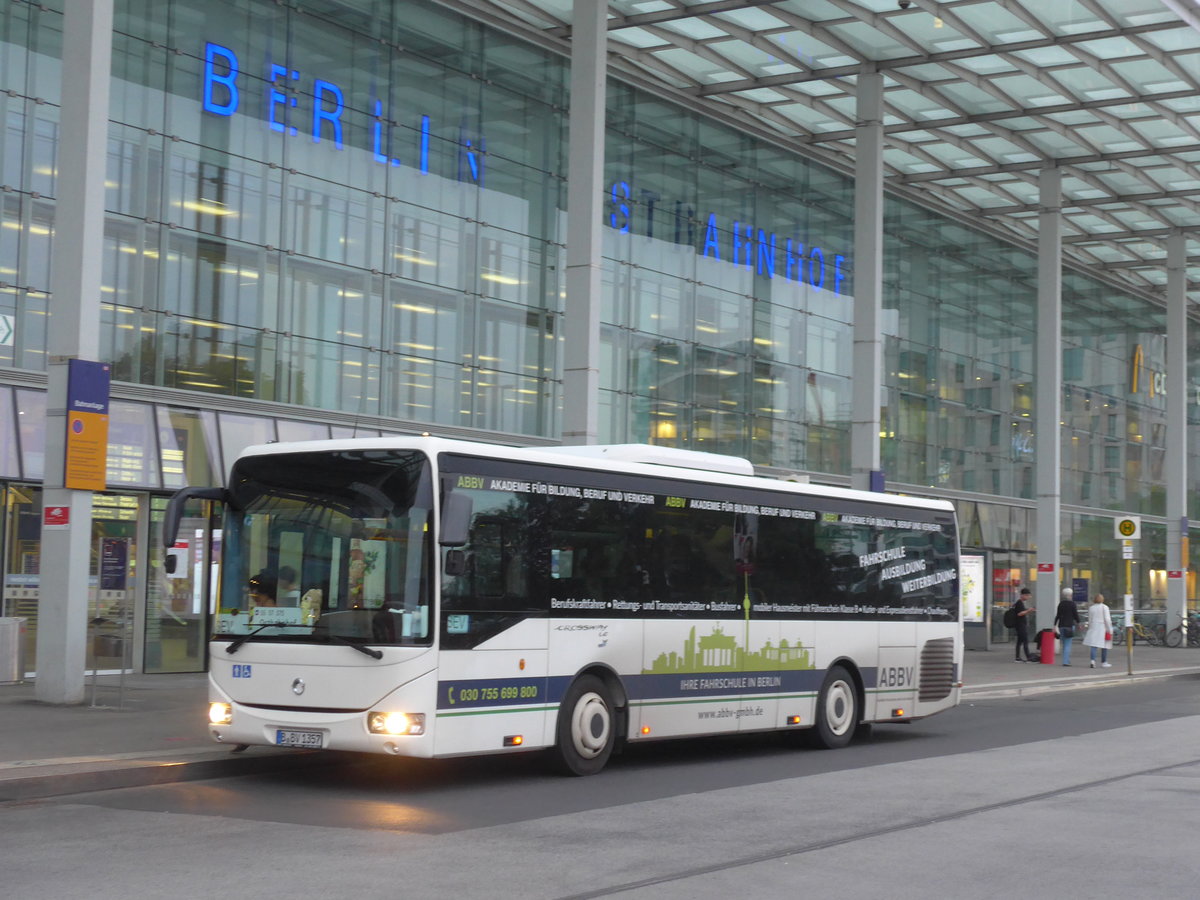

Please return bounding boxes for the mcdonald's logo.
[1130,343,1166,398]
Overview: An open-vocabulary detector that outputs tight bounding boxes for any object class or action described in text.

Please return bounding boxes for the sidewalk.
[2,641,1199,802]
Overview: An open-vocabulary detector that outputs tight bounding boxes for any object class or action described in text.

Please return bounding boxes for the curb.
[963,666,1200,700]
[0,746,318,803]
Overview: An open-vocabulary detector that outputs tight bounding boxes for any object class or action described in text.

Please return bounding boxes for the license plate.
[275,729,323,748]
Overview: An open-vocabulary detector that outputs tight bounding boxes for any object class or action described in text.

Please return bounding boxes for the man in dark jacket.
[1013,587,1035,661]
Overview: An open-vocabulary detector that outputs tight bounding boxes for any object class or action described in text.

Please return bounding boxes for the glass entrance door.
[89,494,140,673]
[2,484,42,677]
[146,496,216,673]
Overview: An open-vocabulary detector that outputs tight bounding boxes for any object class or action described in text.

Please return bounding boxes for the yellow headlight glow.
[367,711,426,736]
[208,702,233,725]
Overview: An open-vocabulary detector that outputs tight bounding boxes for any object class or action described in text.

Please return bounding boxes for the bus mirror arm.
[162,486,229,557]
[444,548,467,577]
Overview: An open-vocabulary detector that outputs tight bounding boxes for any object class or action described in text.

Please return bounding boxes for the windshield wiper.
[224,623,384,660]
[321,632,384,659]
[224,623,311,655]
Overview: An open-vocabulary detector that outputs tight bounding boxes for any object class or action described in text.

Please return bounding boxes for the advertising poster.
[960,554,985,623]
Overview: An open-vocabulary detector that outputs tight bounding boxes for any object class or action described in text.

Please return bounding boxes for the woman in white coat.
[1082,593,1114,668]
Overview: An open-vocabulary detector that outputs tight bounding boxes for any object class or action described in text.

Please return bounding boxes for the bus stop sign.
[1114,516,1140,540]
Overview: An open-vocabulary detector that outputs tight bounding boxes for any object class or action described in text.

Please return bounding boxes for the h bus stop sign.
[1114,516,1140,540]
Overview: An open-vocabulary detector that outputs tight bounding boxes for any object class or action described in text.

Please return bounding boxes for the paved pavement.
[2,640,1198,802]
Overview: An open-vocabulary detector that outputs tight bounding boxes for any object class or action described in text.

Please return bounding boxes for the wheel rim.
[570,691,611,759]
[823,679,855,737]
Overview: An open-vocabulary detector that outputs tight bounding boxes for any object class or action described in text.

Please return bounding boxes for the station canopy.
[450,0,1200,309]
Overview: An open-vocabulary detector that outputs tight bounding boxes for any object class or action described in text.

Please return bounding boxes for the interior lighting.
[180,199,237,216]
[395,252,436,266]
[180,318,233,330]
[481,272,521,285]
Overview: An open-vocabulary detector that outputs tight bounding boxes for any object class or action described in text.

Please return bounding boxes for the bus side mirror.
[164,554,178,575]
[440,491,473,547]
[162,486,228,551]
[444,548,467,576]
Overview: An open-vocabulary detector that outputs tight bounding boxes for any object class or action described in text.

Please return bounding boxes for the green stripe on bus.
[436,705,558,718]
[632,692,816,708]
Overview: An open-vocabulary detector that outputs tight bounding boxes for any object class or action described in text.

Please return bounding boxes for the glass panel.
[14,387,45,480]
[156,406,221,489]
[146,495,208,673]
[217,412,276,472]
[107,400,159,489]
[2,484,40,677]
[88,494,140,673]
[330,425,380,439]
[276,419,331,442]
[0,386,19,477]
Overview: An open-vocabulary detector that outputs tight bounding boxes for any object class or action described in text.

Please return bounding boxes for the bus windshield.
[214,448,434,647]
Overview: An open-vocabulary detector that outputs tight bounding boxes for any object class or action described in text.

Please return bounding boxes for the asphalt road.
[5,677,1200,898]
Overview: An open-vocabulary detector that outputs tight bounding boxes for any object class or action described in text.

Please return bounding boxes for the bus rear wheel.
[555,675,615,776]
[807,665,858,750]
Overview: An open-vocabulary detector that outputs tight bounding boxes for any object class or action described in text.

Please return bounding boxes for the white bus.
[165,437,961,775]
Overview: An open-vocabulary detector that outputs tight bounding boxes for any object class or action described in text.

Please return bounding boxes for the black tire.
[807,664,858,750]
[1166,626,1183,649]
[555,674,616,776]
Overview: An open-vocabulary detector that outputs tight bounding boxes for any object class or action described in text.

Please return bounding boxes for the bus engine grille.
[918,637,955,702]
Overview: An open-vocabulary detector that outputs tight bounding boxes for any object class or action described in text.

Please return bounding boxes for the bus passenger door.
[438,514,549,756]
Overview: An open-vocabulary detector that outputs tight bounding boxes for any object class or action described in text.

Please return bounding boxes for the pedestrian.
[1082,592,1114,668]
[1054,587,1081,666]
[1013,587,1035,662]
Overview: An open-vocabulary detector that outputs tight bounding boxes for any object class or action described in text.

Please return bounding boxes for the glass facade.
[3,0,1200,673]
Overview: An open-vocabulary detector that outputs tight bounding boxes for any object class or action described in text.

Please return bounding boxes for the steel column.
[35,0,113,703]
[1035,167,1062,631]
[561,0,607,446]
[1166,232,1188,636]
[851,72,884,492]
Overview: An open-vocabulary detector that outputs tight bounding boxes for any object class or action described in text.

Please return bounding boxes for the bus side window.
[472,521,505,597]
[445,514,529,611]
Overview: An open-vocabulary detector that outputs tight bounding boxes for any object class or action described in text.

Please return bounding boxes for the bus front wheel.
[555,675,615,776]
[807,665,858,750]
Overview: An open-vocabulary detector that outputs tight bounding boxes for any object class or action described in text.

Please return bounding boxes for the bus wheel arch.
[554,668,624,776]
[807,660,863,750]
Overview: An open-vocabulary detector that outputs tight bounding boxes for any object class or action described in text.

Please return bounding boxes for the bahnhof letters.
[3,0,1199,696]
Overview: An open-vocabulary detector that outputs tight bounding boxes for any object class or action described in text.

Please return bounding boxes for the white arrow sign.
[0,314,12,346]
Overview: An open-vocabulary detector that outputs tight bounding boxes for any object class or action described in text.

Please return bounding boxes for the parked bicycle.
[1164,618,1200,648]
[1125,621,1166,646]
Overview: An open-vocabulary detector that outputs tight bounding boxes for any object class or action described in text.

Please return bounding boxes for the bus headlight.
[209,702,233,725]
[368,711,425,736]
